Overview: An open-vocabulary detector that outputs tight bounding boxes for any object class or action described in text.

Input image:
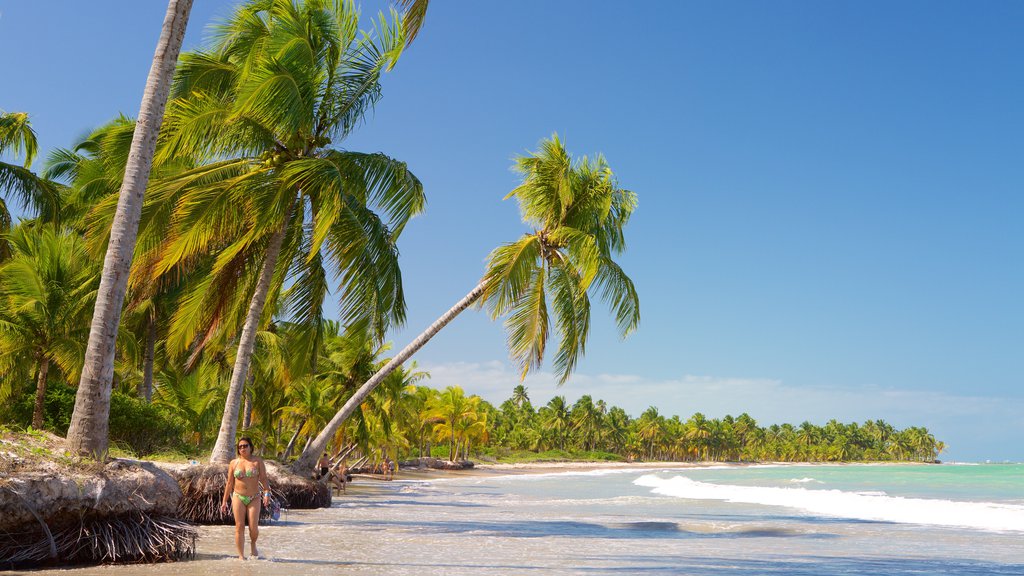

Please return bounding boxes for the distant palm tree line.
[484,386,945,463]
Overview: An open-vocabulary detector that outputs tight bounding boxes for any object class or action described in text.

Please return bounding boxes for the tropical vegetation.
[0,0,943,475]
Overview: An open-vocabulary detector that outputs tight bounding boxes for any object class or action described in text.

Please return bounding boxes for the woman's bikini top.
[233,465,258,478]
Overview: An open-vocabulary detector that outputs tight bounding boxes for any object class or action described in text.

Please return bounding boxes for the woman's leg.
[247,499,262,557]
[230,495,247,560]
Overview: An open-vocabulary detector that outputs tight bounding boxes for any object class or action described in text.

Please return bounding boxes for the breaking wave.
[634,474,1024,532]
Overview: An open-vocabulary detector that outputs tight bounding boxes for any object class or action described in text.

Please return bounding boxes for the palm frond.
[547,263,590,383]
[0,111,39,168]
[482,235,542,317]
[592,256,640,337]
[504,265,549,380]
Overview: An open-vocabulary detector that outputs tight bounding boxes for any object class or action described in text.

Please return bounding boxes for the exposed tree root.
[0,511,196,569]
[171,462,329,525]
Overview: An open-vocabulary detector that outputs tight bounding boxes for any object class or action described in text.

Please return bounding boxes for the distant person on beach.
[220,437,271,560]
[317,453,331,480]
[329,462,348,493]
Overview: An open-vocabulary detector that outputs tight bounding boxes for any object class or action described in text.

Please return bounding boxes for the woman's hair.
[237,436,256,454]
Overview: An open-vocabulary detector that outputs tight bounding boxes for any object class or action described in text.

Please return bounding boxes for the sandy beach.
[18,460,1022,576]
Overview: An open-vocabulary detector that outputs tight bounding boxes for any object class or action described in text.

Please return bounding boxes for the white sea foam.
[634,474,1024,532]
[788,477,822,484]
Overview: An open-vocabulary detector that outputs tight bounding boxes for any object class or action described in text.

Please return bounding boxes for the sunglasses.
[237,444,251,449]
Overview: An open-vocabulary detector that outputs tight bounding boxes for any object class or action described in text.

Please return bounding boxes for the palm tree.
[538,396,571,450]
[430,386,478,461]
[45,117,202,403]
[0,111,61,257]
[66,0,193,458]
[684,413,713,460]
[148,0,424,464]
[0,226,98,427]
[570,395,601,451]
[636,407,664,460]
[294,134,640,475]
[152,362,226,447]
[410,385,440,457]
[603,406,631,454]
[511,384,530,409]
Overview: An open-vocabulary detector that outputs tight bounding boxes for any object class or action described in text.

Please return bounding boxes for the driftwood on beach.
[396,457,475,471]
[0,433,197,568]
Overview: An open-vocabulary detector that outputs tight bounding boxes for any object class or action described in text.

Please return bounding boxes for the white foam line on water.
[463,467,671,482]
[634,474,1024,532]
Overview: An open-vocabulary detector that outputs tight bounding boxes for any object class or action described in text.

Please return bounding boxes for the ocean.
[24,463,1024,575]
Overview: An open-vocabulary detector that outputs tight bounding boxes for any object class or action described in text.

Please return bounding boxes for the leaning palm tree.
[148,0,423,464]
[294,134,640,475]
[66,0,193,458]
[45,117,199,403]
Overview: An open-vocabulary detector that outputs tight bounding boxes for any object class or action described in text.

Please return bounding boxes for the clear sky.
[1,1,1021,462]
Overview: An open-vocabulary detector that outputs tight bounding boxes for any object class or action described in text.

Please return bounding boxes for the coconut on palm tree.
[293,134,640,475]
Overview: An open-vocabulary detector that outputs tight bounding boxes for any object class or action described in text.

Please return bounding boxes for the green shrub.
[9,381,185,456]
[9,380,77,434]
[108,392,186,456]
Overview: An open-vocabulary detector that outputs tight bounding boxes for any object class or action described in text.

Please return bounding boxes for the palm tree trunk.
[209,222,289,463]
[242,383,252,430]
[66,0,193,458]
[32,358,50,429]
[139,314,157,402]
[282,418,306,461]
[292,278,490,476]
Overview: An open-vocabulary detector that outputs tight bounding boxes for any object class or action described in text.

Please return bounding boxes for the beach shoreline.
[388,458,930,481]
[20,460,1020,576]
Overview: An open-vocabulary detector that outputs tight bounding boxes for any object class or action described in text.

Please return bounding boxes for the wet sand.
[17,461,714,575]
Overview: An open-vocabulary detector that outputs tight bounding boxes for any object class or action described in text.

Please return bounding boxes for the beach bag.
[268,496,282,521]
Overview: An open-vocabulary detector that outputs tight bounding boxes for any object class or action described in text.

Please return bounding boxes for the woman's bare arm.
[259,458,271,505]
[221,460,236,511]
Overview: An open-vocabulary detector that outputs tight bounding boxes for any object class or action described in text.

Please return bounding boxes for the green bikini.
[232,466,260,507]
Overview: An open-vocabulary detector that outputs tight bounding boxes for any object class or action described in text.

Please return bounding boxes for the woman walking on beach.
[220,437,270,560]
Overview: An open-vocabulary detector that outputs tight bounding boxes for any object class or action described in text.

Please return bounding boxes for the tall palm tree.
[0,226,98,427]
[150,0,424,463]
[66,0,193,458]
[44,116,204,404]
[294,134,640,475]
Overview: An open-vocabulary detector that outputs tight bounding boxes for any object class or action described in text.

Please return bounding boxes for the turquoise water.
[401,463,1024,574]
[675,463,1024,502]
[28,463,1024,575]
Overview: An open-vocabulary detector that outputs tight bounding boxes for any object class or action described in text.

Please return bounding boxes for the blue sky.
[1,1,1021,461]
